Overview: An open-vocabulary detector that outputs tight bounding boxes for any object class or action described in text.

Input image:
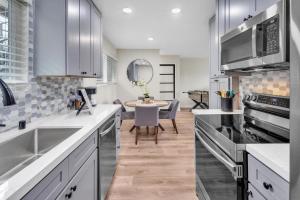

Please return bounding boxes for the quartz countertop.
[192,109,243,115]
[246,144,290,182]
[0,104,121,200]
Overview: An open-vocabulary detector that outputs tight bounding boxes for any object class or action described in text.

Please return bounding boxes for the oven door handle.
[195,128,242,179]
[252,24,257,58]
[100,118,116,137]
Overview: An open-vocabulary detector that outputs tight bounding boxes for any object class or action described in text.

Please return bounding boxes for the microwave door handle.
[252,24,257,58]
[100,119,116,137]
[195,130,237,175]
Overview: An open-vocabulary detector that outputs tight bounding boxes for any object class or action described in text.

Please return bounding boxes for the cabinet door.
[209,16,219,78]
[56,150,98,200]
[80,0,92,76]
[91,8,103,78]
[67,0,80,76]
[217,0,228,37]
[254,0,280,15]
[21,159,68,200]
[209,79,220,109]
[228,0,251,29]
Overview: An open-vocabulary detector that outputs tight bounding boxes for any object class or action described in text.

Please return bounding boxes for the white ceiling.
[93,0,215,58]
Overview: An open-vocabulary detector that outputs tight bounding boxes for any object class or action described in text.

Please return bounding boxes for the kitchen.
[0,0,299,200]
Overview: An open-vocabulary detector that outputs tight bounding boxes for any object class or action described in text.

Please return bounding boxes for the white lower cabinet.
[56,150,98,200]
[248,183,266,200]
[248,154,289,200]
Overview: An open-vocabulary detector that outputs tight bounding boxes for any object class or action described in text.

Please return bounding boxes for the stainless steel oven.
[98,116,117,200]
[221,0,288,72]
[195,93,290,200]
[195,125,244,200]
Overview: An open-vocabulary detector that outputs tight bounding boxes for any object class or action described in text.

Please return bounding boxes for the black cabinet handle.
[243,18,248,22]
[93,73,97,76]
[71,185,77,192]
[263,182,273,190]
[65,192,72,199]
[247,191,253,198]
[248,15,253,19]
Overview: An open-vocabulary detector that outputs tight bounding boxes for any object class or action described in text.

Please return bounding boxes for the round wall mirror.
[127,59,153,84]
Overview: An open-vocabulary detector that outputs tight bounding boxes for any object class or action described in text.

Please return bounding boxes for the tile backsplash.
[240,70,290,97]
[0,77,82,132]
[0,1,82,132]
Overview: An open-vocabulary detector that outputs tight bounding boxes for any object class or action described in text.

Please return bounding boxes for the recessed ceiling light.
[171,8,181,14]
[123,7,133,14]
[147,37,154,41]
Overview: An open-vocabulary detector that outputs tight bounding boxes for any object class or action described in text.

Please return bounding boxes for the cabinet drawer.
[56,150,98,200]
[22,158,68,200]
[248,183,266,200]
[69,131,97,178]
[248,155,289,200]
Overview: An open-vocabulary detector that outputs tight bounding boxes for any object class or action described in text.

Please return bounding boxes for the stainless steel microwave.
[221,1,288,72]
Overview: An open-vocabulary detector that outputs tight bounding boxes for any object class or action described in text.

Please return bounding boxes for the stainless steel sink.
[0,128,80,182]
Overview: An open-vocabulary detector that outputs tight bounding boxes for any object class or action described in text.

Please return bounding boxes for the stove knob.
[245,95,251,101]
[252,95,258,101]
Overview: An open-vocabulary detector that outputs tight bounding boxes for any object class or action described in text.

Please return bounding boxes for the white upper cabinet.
[67,0,80,76]
[223,0,280,32]
[254,0,281,15]
[35,0,102,77]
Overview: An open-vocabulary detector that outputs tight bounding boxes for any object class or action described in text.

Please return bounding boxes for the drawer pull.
[71,185,77,192]
[247,191,253,197]
[65,192,72,199]
[263,182,273,190]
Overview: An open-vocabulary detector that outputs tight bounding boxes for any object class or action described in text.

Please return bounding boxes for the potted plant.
[131,80,151,103]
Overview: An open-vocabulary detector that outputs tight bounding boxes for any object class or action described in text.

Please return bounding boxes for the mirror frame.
[126,59,154,84]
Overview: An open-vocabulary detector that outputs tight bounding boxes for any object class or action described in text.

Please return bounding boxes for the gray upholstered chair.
[135,105,159,145]
[113,99,135,124]
[159,99,180,134]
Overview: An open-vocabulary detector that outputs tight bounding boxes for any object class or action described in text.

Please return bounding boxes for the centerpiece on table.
[131,80,152,103]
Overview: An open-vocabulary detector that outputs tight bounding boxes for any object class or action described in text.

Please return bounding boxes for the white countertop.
[246,144,290,182]
[192,109,243,115]
[0,104,120,200]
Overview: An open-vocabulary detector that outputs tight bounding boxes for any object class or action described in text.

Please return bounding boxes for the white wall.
[103,35,117,60]
[179,57,209,108]
[82,36,118,104]
[116,49,161,101]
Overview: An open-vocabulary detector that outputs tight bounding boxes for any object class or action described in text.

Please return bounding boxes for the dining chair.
[135,105,159,145]
[113,99,135,124]
[159,99,180,134]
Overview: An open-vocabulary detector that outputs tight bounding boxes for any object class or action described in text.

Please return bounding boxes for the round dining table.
[124,99,170,132]
[124,99,169,108]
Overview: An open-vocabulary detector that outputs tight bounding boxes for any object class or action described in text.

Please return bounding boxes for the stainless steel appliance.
[290,0,300,198]
[195,93,289,200]
[98,116,117,200]
[221,1,288,72]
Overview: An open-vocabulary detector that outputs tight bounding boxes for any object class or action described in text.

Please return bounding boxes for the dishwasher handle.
[195,127,243,179]
[99,118,116,137]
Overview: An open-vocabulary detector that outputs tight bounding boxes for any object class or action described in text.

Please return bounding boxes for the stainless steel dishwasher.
[98,116,117,200]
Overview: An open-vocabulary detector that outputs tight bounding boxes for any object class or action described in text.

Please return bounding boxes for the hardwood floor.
[107,111,197,200]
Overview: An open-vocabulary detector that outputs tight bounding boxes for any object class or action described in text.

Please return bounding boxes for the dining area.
[113,98,180,145]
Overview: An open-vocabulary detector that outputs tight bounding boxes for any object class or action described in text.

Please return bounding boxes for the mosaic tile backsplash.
[0,1,83,132]
[240,70,290,97]
[0,77,82,132]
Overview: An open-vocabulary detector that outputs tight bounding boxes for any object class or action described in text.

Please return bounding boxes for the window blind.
[0,0,29,83]
[102,54,117,83]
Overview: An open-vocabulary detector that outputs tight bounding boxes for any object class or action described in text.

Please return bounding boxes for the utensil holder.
[221,97,233,112]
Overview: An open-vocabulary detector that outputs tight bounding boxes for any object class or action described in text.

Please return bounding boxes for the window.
[0,0,29,83]
[102,54,117,83]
